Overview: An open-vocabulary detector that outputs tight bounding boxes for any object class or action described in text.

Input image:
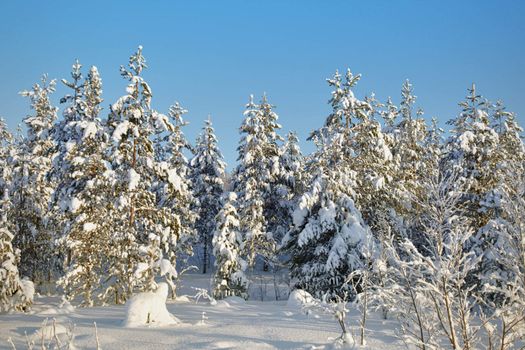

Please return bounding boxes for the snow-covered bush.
[123,283,180,327]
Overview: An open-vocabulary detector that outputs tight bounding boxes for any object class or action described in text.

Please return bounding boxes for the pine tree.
[0,118,13,197]
[310,69,395,240]
[233,94,282,268]
[212,192,248,299]
[105,46,176,301]
[157,102,196,265]
[0,189,33,312]
[386,81,435,247]
[190,117,226,273]
[54,64,116,306]
[276,131,304,249]
[11,75,57,287]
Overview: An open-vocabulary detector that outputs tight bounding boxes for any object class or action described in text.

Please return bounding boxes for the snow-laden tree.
[190,117,226,273]
[276,131,304,250]
[0,128,32,312]
[0,118,13,197]
[474,100,525,306]
[477,165,525,349]
[106,46,177,300]
[444,85,516,296]
[382,81,439,249]
[54,65,117,306]
[212,192,248,299]
[233,94,282,268]
[444,84,499,227]
[157,102,197,265]
[11,75,58,287]
[0,188,33,312]
[287,162,375,300]
[310,69,396,241]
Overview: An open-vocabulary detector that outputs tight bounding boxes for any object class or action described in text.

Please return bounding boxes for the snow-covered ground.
[0,274,404,349]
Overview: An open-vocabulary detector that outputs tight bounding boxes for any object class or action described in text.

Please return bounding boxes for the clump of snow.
[287,289,315,309]
[83,222,97,232]
[123,283,180,328]
[128,169,141,191]
[158,258,177,279]
[68,197,83,213]
[112,120,130,141]
[167,169,182,191]
[82,121,98,139]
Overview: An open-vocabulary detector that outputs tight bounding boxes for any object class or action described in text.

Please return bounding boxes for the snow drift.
[123,283,180,327]
[287,289,315,309]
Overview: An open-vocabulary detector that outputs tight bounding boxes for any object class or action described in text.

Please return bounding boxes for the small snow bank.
[223,296,245,305]
[175,295,192,303]
[123,283,180,328]
[37,298,74,316]
[210,296,245,308]
[287,289,315,308]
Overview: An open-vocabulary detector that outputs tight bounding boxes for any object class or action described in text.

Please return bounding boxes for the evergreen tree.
[276,131,304,249]
[157,102,196,265]
[55,65,116,306]
[233,94,282,268]
[190,117,226,273]
[106,46,176,301]
[288,164,375,300]
[212,192,248,299]
[11,75,57,287]
[0,189,33,312]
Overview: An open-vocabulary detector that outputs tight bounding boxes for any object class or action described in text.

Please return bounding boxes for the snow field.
[0,274,404,349]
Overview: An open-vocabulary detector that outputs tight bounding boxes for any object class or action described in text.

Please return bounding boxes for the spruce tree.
[288,164,375,300]
[157,102,196,265]
[190,117,226,273]
[233,94,283,268]
[212,192,248,299]
[11,75,57,287]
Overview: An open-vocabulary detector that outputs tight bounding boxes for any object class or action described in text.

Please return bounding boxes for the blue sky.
[1,1,524,167]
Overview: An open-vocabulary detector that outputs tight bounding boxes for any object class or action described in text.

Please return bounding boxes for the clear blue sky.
[1,1,524,168]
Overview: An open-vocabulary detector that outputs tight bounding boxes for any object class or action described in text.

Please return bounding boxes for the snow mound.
[175,295,192,303]
[287,289,315,308]
[213,300,231,308]
[37,299,74,315]
[123,283,180,328]
[210,340,277,349]
[223,296,246,305]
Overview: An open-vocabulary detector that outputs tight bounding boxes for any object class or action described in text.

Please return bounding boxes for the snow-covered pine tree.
[233,94,283,269]
[106,46,176,300]
[473,99,525,305]
[0,123,32,312]
[11,75,57,288]
[387,80,433,247]
[0,118,13,197]
[0,188,33,312]
[311,69,395,241]
[276,131,304,248]
[287,162,376,300]
[444,85,502,293]
[212,192,248,299]
[190,117,226,273]
[157,102,196,265]
[54,64,116,306]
